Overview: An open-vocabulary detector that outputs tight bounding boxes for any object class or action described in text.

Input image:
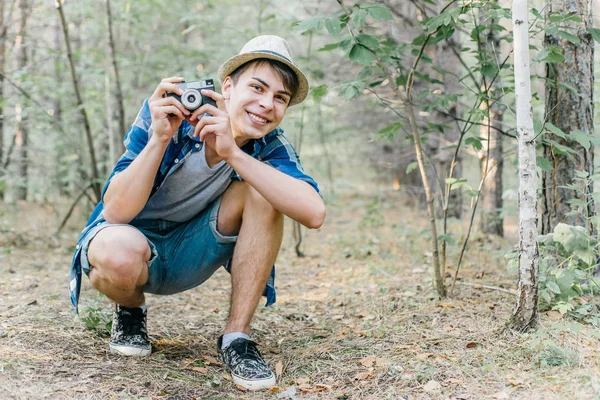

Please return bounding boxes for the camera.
[166,79,217,111]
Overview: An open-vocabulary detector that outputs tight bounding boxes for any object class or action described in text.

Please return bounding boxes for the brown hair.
[228,58,299,99]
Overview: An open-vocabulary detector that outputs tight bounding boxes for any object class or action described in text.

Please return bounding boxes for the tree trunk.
[478,4,505,237]
[56,0,102,201]
[0,0,6,199]
[433,38,463,220]
[541,0,595,235]
[509,0,539,331]
[105,0,126,161]
[52,13,65,196]
[14,0,29,201]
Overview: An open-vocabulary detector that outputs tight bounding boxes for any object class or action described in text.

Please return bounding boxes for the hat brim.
[218,51,309,106]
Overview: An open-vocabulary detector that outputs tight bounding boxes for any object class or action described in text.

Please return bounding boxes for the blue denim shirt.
[69,99,321,312]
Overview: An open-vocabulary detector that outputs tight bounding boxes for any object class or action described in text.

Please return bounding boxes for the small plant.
[361,198,384,229]
[80,306,112,337]
[536,171,600,325]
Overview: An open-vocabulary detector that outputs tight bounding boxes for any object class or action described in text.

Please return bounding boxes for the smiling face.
[222,62,295,146]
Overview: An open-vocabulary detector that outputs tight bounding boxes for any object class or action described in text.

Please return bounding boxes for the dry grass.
[1,190,600,400]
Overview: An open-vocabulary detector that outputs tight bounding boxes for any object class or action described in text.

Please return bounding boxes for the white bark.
[510,0,539,330]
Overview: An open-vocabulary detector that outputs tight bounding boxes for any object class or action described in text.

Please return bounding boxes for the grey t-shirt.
[137,143,232,222]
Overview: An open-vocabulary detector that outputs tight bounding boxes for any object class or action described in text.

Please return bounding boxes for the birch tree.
[509,0,539,330]
[0,0,8,199]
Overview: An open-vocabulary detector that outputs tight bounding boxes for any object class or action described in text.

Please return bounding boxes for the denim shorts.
[79,197,237,295]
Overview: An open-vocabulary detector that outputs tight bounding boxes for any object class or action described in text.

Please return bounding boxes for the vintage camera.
[166,79,217,111]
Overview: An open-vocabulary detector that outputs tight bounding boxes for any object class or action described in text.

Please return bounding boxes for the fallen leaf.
[234,384,248,392]
[492,391,510,399]
[466,342,478,349]
[268,386,283,393]
[191,367,208,374]
[438,302,454,308]
[423,380,441,392]
[375,357,389,367]
[360,355,377,367]
[315,384,331,391]
[416,352,434,360]
[355,371,373,381]
[275,360,284,378]
[298,383,313,392]
[221,372,232,381]
[295,377,310,385]
[201,355,223,366]
[546,311,562,320]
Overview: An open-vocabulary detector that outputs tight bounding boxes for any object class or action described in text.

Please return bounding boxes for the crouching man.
[68,35,325,391]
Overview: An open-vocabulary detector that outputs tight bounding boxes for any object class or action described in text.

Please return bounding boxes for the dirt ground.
[1,189,600,400]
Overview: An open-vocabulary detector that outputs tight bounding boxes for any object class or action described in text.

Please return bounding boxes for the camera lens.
[181,89,202,110]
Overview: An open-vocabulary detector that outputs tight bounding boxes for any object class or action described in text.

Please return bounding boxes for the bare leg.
[217,181,284,335]
[87,226,151,308]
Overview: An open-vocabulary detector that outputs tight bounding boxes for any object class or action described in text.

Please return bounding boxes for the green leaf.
[545,122,567,139]
[349,44,374,65]
[338,81,365,100]
[325,17,342,38]
[339,38,353,52]
[556,81,579,94]
[465,137,483,151]
[570,130,591,151]
[406,161,418,174]
[557,30,580,44]
[318,43,339,52]
[351,8,368,28]
[546,50,564,63]
[310,84,328,100]
[339,85,360,100]
[438,233,456,245]
[546,281,561,295]
[552,223,596,264]
[363,4,394,21]
[549,140,577,156]
[356,34,379,49]
[588,27,600,43]
[294,16,325,33]
[481,64,498,78]
[552,301,574,315]
[413,71,442,85]
[534,49,549,62]
[536,156,553,171]
[376,122,403,140]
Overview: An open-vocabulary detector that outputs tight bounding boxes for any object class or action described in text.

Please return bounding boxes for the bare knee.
[88,227,150,291]
[245,185,281,221]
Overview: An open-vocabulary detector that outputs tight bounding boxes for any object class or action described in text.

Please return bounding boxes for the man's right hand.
[148,77,191,143]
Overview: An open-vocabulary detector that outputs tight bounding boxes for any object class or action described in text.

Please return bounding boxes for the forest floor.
[1,188,600,400]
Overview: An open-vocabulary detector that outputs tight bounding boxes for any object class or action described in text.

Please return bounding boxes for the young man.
[68,35,325,391]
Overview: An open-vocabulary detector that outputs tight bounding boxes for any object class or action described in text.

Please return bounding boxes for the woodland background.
[1,0,600,399]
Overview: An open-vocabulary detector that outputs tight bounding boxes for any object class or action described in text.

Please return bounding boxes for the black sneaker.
[109,305,152,357]
[218,336,276,390]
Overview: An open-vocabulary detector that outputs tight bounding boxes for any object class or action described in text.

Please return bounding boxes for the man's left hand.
[187,90,238,161]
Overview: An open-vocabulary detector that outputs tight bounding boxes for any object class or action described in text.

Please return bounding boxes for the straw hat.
[218,35,309,106]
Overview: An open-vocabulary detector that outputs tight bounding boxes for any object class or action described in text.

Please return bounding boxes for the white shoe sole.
[231,373,276,391]
[109,343,152,357]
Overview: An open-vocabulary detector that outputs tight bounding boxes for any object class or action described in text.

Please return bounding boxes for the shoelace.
[117,307,147,338]
[226,340,263,369]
